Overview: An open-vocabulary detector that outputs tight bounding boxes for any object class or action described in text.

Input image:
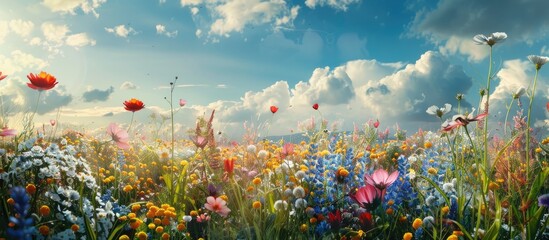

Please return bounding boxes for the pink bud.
[179,99,187,107]
[373,119,380,128]
[50,120,56,126]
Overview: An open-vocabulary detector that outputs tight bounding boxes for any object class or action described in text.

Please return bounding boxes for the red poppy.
[0,71,7,81]
[27,71,58,91]
[312,103,319,110]
[224,159,234,175]
[123,98,145,112]
[270,105,278,114]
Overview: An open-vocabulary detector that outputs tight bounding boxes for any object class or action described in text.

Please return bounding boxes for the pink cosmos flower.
[0,127,16,137]
[204,196,231,217]
[350,185,380,208]
[106,123,130,150]
[364,169,399,198]
[442,110,488,132]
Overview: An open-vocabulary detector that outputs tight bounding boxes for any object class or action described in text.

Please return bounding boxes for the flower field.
[2,33,549,240]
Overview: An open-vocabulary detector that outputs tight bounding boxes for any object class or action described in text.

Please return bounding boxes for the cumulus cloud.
[0,50,49,75]
[489,59,548,129]
[156,24,178,38]
[42,0,107,17]
[305,0,361,11]
[182,51,476,137]
[34,22,96,53]
[181,0,300,38]
[105,25,137,38]
[0,22,8,44]
[66,33,96,47]
[120,81,138,90]
[82,86,114,102]
[42,22,69,44]
[9,19,35,38]
[409,0,549,61]
[291,66,355,105]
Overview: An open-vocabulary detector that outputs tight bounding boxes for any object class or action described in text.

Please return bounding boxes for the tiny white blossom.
[513,87,526,99]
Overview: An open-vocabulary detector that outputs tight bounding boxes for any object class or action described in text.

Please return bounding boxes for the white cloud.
[182,0,300,38]
[105,25,137,38]
[41,22,69,44]
[542,46,549,55]
[0,50,49,75]
[66,33,96,47]
[178,51,475,137]
[291,66,355,105]
[156,24,178,38]
[410,0,549,61]
[489,58,548,129]
[42,0,107,17]
[9,19,34,38]
[0,21,8,44]
[37,22,95,53]
[305,0,361,11]
[159,0,166,3]
[438,36,489,62]
[120,81,138,90]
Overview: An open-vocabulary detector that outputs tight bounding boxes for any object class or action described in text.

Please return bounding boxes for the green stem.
[525,69,539,182]
[127,112,135,134]
[503,98,514,136]
[483,46,492,173]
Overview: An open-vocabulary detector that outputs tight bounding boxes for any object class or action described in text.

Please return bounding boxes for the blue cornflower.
[7,186,34,240]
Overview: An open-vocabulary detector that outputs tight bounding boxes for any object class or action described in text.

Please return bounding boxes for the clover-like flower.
[528,55,549,70]
[473,32,507,46]
[426,103,452,118]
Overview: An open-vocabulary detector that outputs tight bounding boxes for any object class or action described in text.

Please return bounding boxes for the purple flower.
[538,193,549,207]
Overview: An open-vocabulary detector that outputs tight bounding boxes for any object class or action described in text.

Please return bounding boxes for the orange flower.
[27,71,58,91]
[123,98,145,112]
[25,184,36,195]
[39,205,51,216]
[39,225,50,236]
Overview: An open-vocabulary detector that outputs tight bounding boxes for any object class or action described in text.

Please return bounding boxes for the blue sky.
[1,0,548,138]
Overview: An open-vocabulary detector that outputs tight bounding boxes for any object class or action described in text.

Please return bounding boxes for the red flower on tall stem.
[27,71,58,91]
[312,103,319,110]
[270,105,278,114]
[123,98,145,112]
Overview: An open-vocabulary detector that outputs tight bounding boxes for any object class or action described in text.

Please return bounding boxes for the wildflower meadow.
[2,32,549,240]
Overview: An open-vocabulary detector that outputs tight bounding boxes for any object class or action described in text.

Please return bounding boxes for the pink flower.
[281,143,294,158]
[364,169,398,198]
[204,196,231,217]
[0,71,7,81]
[50,120,56,126]
[106,123,130,150]
[373,119,380,128]
[350,185,380,208]
[196,213,210,222]
[191,135,208,149]
[442,110,488,132]
[0,127,16,137]
[179,99,187,107]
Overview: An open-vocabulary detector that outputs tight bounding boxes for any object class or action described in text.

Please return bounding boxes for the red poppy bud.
[270,106,278,114]
[312,103,319,110]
